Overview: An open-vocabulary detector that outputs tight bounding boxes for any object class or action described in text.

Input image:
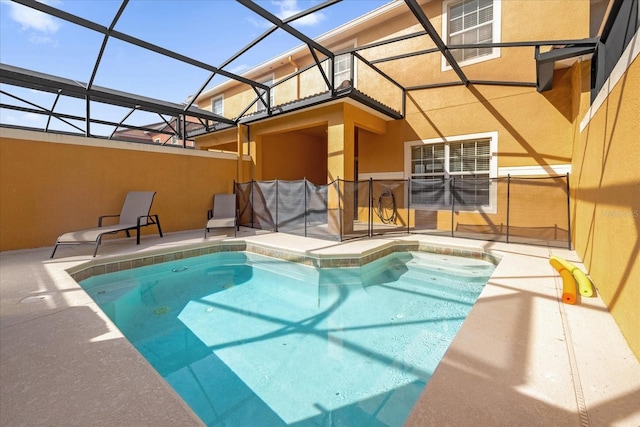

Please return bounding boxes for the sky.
[0,0,391,134]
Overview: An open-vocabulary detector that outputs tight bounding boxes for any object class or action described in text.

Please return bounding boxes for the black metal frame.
[235,176,572,249]
[1,0,602,143]
[50,213,163,258]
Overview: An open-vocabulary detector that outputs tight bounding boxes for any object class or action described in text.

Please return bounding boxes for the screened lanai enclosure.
[1,0,606,142]
[1,0,636,250]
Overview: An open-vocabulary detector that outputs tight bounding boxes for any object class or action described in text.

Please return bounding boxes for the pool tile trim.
[68,239,502,282]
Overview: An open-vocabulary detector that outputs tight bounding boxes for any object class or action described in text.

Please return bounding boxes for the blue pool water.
[80,250,495,426]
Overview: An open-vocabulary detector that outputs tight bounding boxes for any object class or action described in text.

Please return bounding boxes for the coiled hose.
[375,189,397,224]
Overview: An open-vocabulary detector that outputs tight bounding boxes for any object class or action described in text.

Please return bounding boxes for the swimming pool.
[80,250,495,426]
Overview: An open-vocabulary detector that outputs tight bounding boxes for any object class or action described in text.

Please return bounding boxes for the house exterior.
[188,0,639,357]
[195,0,591,181]
[0,0,637,358]
[193,0,592,235]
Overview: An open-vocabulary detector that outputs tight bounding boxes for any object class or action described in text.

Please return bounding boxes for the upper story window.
[334,53,352,87]
[257,76,274,113]
[443,0,501,68]
[211,96,223,116]
[323,40,356,90]
[405,132,498,212]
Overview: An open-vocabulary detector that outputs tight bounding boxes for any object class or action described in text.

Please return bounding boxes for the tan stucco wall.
[359,77,575,174]
[197,0,589,120]
[195,127,237,151]
[572,53,640,359]
[234,102,386,184]
[0,129,247,252]
[261,132,327,185]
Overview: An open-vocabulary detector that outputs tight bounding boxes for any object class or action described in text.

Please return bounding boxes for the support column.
[327,113,355,238]
[327,119,355,183]
[237,124,250,183]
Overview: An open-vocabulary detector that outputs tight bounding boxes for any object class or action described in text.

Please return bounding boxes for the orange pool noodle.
[550,256,594,298]
[549,258,577,304]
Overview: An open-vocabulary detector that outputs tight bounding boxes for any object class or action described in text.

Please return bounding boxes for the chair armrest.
[98,214,120,227]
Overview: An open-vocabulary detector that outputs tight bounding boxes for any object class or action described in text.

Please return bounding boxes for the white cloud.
[230,64,249,74]
[247,15,271,29]
[1,113,18,124]
[23,112,44,123]
[1,111,45,125]
[273,0,325,26]
[246,1,325,28]
[5,0,61,34]
[29,33,55,44]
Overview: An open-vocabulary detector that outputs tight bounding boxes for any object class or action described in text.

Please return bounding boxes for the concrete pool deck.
[1,229,638,426]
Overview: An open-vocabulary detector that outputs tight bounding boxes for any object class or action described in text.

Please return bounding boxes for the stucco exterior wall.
[196,0,589,119]
[355,69,576,236]
[572,50,640,358]
[195,127,237,151]
[358,79,575,174]
[261,132,327,185]
[0,129,248,252]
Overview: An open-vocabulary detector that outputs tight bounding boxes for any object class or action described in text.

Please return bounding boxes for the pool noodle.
[550,256,594,297]
[549,258,577,304]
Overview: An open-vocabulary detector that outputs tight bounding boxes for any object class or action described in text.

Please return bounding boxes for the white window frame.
[404,131,498,213]
[441,0,501,70]
[257,75,274,113]
[322,39,357,90]
[211,95,223,116]
[333,52,352,87]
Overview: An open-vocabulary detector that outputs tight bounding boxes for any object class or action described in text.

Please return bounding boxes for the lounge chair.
[204,193,237,238]
[51,191,163,258]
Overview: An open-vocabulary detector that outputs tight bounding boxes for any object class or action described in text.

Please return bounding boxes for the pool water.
[80,250,495,426]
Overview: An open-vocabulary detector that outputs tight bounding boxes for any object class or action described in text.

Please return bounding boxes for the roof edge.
[197,0,410,101]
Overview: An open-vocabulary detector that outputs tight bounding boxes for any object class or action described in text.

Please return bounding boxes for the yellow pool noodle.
[549,258,577,304]
[550,256,594,298]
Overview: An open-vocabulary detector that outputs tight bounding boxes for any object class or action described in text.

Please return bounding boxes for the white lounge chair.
[204,193,237,238]
[51,191,162,258]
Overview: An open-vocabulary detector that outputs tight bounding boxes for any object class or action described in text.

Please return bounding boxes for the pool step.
[392,269,484,304]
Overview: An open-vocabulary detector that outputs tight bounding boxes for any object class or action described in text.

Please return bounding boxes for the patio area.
[1,229,638,426]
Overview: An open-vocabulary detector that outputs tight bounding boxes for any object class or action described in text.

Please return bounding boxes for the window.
[405,132,497,211]
[257,76,274,113]
[443,0,501,67]
[322,41,356,89]
[211,96,223,116]
[334,53,352,87]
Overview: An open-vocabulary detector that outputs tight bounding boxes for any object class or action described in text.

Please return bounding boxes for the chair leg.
[50,243,59,259]
[93,238,102,257]
[154,215,163,237]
